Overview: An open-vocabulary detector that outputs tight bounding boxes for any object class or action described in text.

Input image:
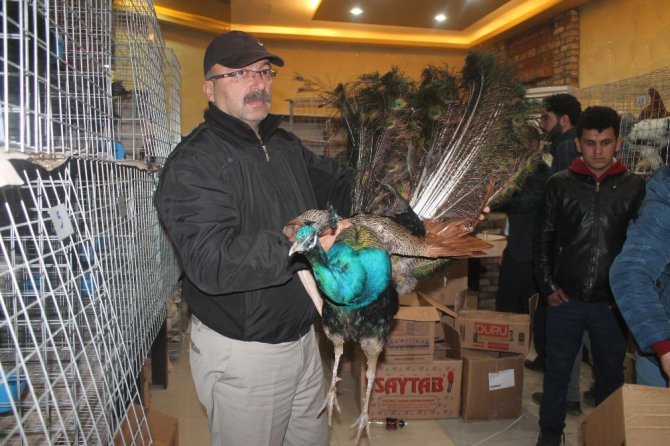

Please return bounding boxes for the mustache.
[244,90,272,104]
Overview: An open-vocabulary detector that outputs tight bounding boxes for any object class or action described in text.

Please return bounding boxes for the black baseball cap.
[203,31,285,75]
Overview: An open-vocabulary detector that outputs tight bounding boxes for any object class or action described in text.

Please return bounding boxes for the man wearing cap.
[154,31,352,445]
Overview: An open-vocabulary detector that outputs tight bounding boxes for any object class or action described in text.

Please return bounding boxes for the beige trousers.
[189,316,328,446]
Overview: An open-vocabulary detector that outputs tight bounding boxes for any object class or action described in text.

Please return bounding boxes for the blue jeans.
[540,299,627,430]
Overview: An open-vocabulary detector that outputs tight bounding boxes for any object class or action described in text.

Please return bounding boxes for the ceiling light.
[350,7,363,16]
[435,13,447,22]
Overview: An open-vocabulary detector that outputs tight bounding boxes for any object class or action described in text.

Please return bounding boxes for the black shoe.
[525,357,545,371]
[532,391,543,405]
[583,387,596,407]
[536,428,565,446]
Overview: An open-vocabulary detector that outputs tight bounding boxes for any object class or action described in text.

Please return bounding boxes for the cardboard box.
[456,310,530,354]
[382,293,443,363]
[414,259,468,306]
[115,404,179,446]
[581,384,670,446]
[139,360,152,408]
[460,349,525,421]
[355,323,463,419]
[454,289,478,312]
[115,404,150,446]
[410,292,460,342]
[147,407,179,446]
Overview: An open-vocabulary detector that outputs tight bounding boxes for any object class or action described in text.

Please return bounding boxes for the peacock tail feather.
[410,51,538,222]
[291,50,538,299]
[488,149,551,209]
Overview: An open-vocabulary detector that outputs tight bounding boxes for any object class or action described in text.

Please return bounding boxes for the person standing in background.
[494,131,551,314]
[526,94,582,377]
[533,106,646,445]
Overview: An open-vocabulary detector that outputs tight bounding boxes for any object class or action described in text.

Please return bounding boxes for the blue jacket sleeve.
[610,166,670,352]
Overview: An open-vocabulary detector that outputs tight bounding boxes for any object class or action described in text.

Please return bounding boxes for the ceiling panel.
[313,0,512,31]
[156,0,590,48]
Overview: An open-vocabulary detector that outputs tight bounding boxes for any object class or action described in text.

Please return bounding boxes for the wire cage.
[111,0,173,164]
[283,98,348,162]
[574,67,670,175]
[164,48,181,149]
[0,0,182,443]
[0,159,171,444]
[0,0,115,158]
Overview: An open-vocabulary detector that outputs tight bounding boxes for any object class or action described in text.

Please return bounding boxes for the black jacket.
[533,158,645,303]
[497,157,552,262]
[549,128,579,173]
[155,104,352,343]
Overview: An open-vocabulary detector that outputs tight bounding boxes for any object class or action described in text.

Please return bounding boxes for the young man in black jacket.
[533,106,646,446]
[154,31,352,445]
[527,93,583,372]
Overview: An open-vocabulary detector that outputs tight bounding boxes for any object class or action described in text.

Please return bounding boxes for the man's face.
[203,59,273,129]
[575,127,621,177]
[539,110,560,135]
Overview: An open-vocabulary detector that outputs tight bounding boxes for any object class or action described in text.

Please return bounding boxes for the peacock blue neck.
[308,242,392,310]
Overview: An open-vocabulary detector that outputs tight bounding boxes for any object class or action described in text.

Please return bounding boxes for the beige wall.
[161,24,467,134]
[163,0,670,134]
[579,0,670,88]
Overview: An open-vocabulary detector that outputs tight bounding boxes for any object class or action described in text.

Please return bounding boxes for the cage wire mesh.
[111,0,173,163]
[164,48,181,149]
[1,0,115,158]
[0,159,162,444]
[574,66,670,175]
[0,0,182,444]
[283,98,348,162]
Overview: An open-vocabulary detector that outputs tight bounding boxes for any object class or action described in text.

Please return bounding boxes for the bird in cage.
[639,87,669,119]
[285,51,539,445]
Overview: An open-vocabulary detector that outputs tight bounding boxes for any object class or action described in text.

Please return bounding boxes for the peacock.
[289,221,398,443]
[287,51,539,444]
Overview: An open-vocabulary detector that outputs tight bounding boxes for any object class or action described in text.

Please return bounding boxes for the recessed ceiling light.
[350,7,363,16]
[435,13,447,22]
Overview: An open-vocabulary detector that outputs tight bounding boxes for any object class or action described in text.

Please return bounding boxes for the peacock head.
[288,225,320,257]
[282,206,341,241]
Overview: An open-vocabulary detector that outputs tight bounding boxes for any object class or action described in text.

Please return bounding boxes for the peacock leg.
[351,337,384,445]
[320,334,344,426]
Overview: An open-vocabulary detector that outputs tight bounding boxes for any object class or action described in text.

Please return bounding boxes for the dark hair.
[576,106,621,138]
[543,93,582,126]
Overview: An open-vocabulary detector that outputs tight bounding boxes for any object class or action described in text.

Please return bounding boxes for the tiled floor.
[151,319,595,445]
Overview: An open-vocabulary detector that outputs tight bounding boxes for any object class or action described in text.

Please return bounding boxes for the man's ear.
[560,114,571,132]
[575,136,582,154]
[203,80,214,102]
[615,135,624,153]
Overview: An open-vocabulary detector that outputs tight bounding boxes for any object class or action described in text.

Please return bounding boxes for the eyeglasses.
[207,68,277,81]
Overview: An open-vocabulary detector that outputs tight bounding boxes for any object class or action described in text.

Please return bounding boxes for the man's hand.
[659,351,670,387]
[319,219,351,252]
[478,206,491,221]
[547,288,569,307]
